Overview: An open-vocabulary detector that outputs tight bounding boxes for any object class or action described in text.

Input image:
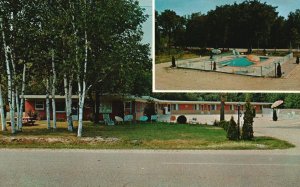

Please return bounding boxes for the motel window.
[201,105,204,111]
[211,105,217,111]
[124,102,132,114]
[171,104,178,111]
[56,102,65,112]
[35,101,44,110]
[100,102,112,113]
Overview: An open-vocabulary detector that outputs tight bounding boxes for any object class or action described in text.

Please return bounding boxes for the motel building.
[22,95,272,122]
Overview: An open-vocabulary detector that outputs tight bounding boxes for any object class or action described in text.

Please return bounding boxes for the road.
[0,116,300,187]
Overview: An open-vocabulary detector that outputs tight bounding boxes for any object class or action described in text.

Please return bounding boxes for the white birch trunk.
[1,18,15,133]
[18,64,26,130]
[51,49,56,129]
[15,90,20,130]
[77,30,88,137]
[46,79,50,129]
[64,73,73,131]
[0,85,6,131]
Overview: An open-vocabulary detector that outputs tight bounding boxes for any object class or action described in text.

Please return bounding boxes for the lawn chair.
[139,116,148,123]
[124,115,133,123]
[150,115,158,123]
[103,114,115,126]
[115,116,123,125]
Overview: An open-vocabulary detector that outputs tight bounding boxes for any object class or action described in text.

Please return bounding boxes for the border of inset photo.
[152,0,300,93]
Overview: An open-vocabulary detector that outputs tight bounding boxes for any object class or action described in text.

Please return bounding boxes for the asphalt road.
[0,149,300,187]
[1,116,299,187]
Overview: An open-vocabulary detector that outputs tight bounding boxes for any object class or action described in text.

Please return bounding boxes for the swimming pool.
[220,57,254,67]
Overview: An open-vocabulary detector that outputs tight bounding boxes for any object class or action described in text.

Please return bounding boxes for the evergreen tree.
[227,116,239,140]
[273,109,278,121]
[242,100,254,140]
[297,56,299,64]
[277,63,282,77]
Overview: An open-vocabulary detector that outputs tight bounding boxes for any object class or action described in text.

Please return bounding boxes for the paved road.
[0,116,299,187]
[0,149,300,187]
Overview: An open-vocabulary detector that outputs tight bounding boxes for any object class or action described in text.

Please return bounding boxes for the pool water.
[220,57,254,67]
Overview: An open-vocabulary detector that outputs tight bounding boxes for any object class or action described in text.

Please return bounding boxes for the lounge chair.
[150,115,158,122]
[115,116,123,124]
[124,115,133,123]
[139,116,148,122]
[103,114,115,126]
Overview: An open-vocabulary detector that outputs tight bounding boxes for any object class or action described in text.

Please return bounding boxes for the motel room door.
[72,103,79,121]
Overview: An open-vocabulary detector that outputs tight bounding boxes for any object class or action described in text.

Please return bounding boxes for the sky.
[156,0,300,18]
[139,0,153,49]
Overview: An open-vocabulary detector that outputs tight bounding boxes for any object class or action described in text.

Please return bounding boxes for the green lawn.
[0,121,294,150]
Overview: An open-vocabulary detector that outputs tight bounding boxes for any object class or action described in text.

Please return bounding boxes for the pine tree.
[273,109,278,121]
[242,100,254,140]
[277,63,282,77]
[227,116,239,140]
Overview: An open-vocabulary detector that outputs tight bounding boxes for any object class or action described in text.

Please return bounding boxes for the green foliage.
[227,117,239,141]
[177,115,187,124]
[219,120,230,131]
[242,100,254,140]
[273,109,278,121]
[156,2,300,49]
[253,107,256,118]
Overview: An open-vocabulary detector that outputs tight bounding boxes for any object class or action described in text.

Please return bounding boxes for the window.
[124,102,132,114]
[194,104,200,110]
[100,102,112,113]
[211,105,217,111]
[56,102,65,112]
[230,105,234,110]
[35,101,44,110]
[171,104,178,111]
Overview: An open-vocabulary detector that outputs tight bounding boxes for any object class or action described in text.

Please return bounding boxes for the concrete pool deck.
[155,57,300,91]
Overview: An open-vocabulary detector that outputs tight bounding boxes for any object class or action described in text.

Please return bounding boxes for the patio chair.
[103,114,115,126]
[150,115,158,122]
[115,116,123,124]
[139,116,148,123]
[124,115,133,123]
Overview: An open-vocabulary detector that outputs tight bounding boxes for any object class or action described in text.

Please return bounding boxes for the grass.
[0,121,295,150]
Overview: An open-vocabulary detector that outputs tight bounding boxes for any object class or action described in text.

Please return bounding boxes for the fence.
[177,53,294,77]
[262,108,300,120]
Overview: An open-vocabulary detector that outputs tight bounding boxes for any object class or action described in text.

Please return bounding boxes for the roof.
[22,95,272,105]
[155,100,272,105]
[23,95,79,99]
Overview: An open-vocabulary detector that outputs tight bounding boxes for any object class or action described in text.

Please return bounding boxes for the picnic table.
[7,117,36,126]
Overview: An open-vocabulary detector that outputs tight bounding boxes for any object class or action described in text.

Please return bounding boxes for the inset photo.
[154,0,300,92]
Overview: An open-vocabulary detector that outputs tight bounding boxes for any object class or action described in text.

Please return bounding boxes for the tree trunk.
[68,76,73,131]
[64,73,73,131]
[77,30,88,137]
[46,79,50,129]
[220,100,225,121]
[51,49,56,129]
[1,18,15,134]
[94,92,100,124]
[18,64,26,130]
[0,85,6,131]
[15,90,20,130]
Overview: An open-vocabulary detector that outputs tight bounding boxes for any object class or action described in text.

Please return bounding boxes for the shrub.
[227,116,239,140]
[273,109,278,121]
[252,107,256,118]
[219,120,229,131]
[296,56,299,64]
[213,120,219,126]
[277,63,282,78]
[242,100,254,140]
[177,115,187,124]
[144,101,156,121]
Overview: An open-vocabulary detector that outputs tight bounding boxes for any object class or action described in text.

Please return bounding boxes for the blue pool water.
[220,57,254,67]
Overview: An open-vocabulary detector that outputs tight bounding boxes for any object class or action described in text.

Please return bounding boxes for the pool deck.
[154,57,300,91]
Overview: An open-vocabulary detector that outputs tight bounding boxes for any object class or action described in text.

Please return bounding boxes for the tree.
[227,116,239,140]
[277,63,282,78]
[273,109,278,121]
[242,99,254,140]
[220,93,226,121]
[296,56,299,64]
